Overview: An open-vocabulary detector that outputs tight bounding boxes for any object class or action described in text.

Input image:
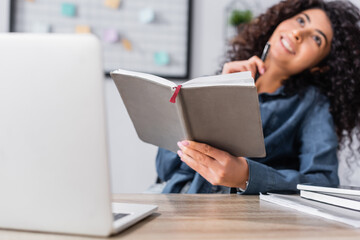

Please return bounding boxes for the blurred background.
[1,0,359,193]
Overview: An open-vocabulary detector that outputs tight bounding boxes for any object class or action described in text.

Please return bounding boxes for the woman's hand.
[177,140,249,189]
[222,56,266,78]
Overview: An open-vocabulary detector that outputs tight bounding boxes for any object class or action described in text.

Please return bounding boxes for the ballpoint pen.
[255,42,271,81]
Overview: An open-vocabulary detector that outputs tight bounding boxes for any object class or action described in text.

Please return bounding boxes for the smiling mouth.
[280,37,295,54]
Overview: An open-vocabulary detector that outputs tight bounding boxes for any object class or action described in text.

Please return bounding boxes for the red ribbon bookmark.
[169,85,182,103]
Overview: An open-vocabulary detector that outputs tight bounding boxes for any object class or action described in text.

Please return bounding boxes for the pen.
[255,42,271,81]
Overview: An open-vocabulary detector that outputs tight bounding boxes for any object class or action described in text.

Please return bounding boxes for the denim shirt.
[156,86,339,194]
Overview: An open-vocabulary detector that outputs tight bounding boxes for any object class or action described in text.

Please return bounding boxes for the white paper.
[260,193,360,228]
[182,71,254,88]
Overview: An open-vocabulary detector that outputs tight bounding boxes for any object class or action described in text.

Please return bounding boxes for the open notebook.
[111,69,266,157]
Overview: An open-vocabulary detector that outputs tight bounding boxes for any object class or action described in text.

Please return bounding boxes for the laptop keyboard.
[113,213,129,221]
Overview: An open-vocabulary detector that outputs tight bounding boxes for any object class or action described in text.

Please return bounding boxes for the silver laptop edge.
[0,33,157,237]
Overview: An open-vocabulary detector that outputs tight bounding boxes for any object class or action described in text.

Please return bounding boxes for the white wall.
[338,133,360,186]
[0,0,10,32]
[104,79,158,193]
[190,0,279,78]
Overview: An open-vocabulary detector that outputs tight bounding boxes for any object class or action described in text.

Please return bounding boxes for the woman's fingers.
[177,141,249,187]
[222,61,245,74]
[245,62,257,78]
[179,140,229,163]
[249,56,266,75]
[177,147,222,186]
[177,141,216,167]
[177,148,213,179]
[222,56,266,78]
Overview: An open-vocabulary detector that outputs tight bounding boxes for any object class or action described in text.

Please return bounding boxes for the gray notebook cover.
[111,69,265,158]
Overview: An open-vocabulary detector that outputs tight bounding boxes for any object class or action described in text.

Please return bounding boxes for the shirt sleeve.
[240,99,339,195]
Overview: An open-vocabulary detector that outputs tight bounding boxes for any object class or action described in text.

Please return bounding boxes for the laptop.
[0,33,157,237]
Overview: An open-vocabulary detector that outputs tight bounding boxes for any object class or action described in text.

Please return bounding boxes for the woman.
[156,0,360,194]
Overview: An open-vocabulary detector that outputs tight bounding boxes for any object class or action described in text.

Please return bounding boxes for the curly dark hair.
[224,0,360,157]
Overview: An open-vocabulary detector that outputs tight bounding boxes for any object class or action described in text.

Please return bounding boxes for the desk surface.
[1,194,359,240]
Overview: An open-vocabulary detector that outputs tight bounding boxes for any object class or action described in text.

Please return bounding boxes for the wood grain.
[0,194,359,240]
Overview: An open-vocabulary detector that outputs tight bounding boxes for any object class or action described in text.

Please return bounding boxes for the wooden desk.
[0,194,359,239]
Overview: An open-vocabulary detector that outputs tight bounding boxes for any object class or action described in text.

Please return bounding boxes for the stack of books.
[297,184,360,211]
[260,184,360,228]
